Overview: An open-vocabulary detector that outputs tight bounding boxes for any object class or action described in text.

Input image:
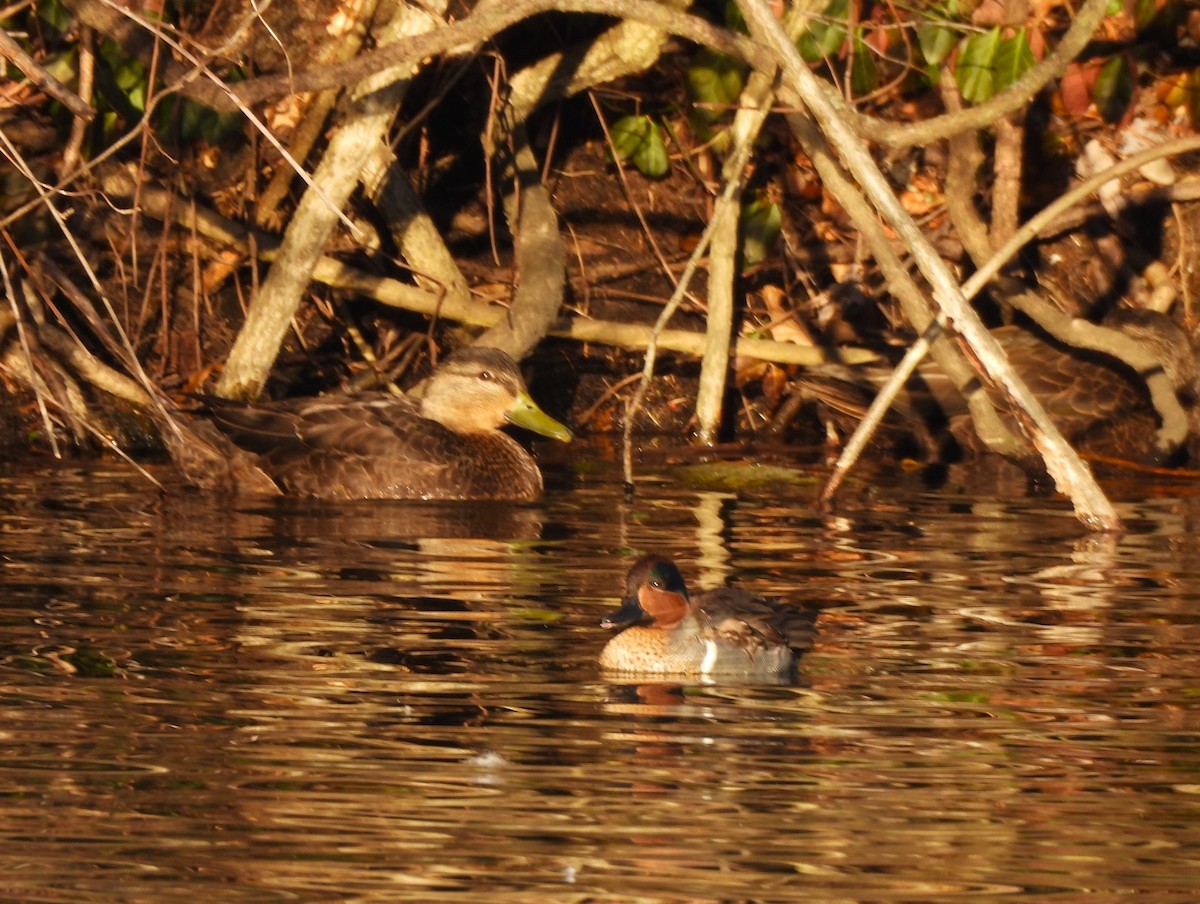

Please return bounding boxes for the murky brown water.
[1,449,1199,901]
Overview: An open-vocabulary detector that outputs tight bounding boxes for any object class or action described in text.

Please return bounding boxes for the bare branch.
[736,0,1121,530]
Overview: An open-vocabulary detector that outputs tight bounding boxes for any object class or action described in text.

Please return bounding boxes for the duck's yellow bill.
[507,392,573,442]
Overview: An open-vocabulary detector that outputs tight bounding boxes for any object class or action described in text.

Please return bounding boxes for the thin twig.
[0,26,94,120]
[820,321,941,508]
[963,134,1200,301]
[620,101,760,490]
[0,250,60,457]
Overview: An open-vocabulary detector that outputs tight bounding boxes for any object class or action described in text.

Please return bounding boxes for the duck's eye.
[649,579,662,589]
[478,370,493,382]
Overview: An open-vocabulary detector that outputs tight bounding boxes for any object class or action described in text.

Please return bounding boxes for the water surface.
[1,453,1198,901]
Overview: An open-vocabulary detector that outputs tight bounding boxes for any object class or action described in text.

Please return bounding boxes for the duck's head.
[601,555,692,631]
[418,347,572,441]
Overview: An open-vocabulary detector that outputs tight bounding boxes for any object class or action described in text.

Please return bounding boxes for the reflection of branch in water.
[691,491,733,591]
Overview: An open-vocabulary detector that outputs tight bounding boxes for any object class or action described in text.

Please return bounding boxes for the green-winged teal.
[599,555,818,680]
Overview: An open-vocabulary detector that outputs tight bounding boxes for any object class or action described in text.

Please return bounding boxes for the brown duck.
[168,347,571,500]
[797,310,1200,463]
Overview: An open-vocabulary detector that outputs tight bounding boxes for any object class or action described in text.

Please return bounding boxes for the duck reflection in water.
[599,555,819,684]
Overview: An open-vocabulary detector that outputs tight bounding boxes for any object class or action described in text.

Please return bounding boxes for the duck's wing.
[933,329,1154,457]
[698,588,819,655]
[199,394,405,449]
[156,406,282,495]
[991,328,1144,427]
[204,394,458,498]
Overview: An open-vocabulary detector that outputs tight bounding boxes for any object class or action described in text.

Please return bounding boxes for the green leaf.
[798,0,849,63]
[850,32,878,96]
[1093,55,1135,123]
[37,0,72,33]
[916,0,965,66]
[610,115,650,160]
[1134,0,1180,36]
[112,57,145,93]
[686,49,744,140]
[181,100,203,138]
[741,198,781,267]
[917,22,959,67]
[993,29,1035,93]
[632,128,669,178]
[724,2,747,34]
[40,50,77,86]
[202,109,243,144]
[956,27,1001,103]
[1188,68,1200,128]
[609,115,670,178]
[686,49,745,108]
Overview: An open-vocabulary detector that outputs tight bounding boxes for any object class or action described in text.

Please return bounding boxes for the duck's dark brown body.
[799,312,1200,462]
[166,347,571,500]
[204,393,546,500]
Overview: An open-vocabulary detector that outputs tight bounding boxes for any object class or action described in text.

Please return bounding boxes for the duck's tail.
[152,400,281,496]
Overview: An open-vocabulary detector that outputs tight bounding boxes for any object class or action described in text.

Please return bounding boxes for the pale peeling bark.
[698,189,739,445]
[255,0,383,229]
[504,0,692,126]
[360,152,472,312]
[474,131,566,359]
[216,2,444,400]
[478,0,695,358]
[696,83,770,445]
[696,1,821,445]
